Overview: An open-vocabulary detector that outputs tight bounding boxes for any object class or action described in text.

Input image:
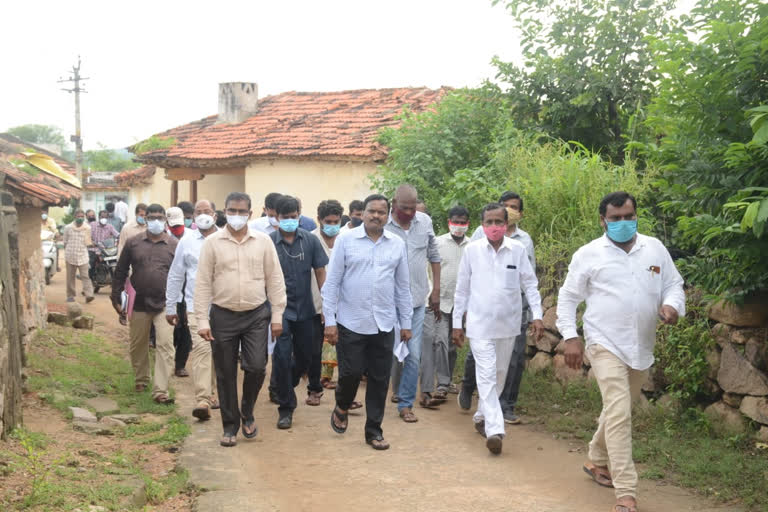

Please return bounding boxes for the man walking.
[112,204,178,404]
[556,191,684,512]
[89,210,120,281]
[339,200,364,234]
[194,192,286,447]
[386,184,440,422]
[118,203,147,256]
[249,192,283,234]
[452,203,544,455]
[460,191,536,424]
[323,194,413,450]
[105,202,124,233]
[166,200,220,420]
[62,209,94,303]
[270,196,328,429]
[421,206,470,405]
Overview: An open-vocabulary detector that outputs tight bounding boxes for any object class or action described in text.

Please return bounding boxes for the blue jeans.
[273,316,314,414]
[391,305,426,411]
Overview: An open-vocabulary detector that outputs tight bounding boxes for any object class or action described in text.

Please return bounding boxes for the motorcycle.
[41,230,58,285]
[91,237,118,293]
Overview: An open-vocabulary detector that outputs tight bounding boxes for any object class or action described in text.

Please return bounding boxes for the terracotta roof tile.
[135,87,447,166]
[114,165,156,186]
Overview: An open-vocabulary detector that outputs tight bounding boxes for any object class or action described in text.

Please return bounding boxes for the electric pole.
[59,57,88,185]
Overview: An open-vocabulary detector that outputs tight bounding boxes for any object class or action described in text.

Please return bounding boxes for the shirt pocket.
[502,265,519,290]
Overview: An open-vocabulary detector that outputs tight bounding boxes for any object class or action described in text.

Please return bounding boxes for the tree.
[492,0,675,162]
[7,124,67,148]
[83,144,137,173]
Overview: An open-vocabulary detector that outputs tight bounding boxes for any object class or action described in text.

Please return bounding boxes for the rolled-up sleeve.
[426,218,441,264]
[395,241,414,329]
[556,249,589,341]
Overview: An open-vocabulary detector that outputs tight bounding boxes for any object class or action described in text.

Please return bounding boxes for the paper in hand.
[393,340,409,362]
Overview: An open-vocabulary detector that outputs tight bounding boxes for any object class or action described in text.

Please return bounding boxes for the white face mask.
[268,216,279,227]
[147,219,166,235]
[195,214,215,230]
[99,218,108,225]
[227,215,248,231]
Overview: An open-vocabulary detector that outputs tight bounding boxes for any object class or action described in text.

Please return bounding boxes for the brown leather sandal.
[583,462,614,488]
[399,407,418,423]
[612,496,638,512]
[153,393,175,404]
[366,435,390,450]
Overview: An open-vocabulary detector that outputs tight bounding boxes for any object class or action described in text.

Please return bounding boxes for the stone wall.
[525,292,768,441]
[16,205,47,333]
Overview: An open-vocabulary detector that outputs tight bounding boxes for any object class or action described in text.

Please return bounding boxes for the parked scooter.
[91,237,118,293]
[41,229,58,285]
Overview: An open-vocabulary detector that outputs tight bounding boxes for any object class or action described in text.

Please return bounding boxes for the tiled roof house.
[129,83,447,215]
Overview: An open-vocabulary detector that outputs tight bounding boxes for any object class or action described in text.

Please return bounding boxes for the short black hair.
[276,195,300,216]
[498,191,523,211]
[364,194,390,212]
[146,203,165,216]
[105,202,115,212]
[318,199,344,219]
[225,192,252,210]
[349,200,364,213]
[264,192,284,210]
[599,191,637,216]
[448,205,470,219]
[135,203,147,214]
[177,201,194,215]
[98,210,108,217]
[481,202,508,222]
[215,211,227,227]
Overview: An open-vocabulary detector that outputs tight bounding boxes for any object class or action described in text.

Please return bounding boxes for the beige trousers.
[587,343,648,500]
[129,311,174,399]
[66,262,93,300]
[188,317,216,406]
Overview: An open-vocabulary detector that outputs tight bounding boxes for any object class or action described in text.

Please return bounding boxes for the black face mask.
[351,217,363,227]
[87,216,96,223]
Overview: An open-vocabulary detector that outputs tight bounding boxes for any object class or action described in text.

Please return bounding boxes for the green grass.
[517,369,768,511]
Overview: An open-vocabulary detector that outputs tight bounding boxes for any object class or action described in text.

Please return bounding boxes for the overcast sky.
[1,0,696,151]
[0,0,526,150]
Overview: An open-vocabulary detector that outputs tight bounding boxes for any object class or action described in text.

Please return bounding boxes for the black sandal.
[330,406,348,434]
[242,419,258,439]
[220,433,237,447]
[366,435,390,450]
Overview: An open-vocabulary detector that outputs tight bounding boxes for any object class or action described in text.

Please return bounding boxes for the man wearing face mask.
[339,200,364,234]
[195,192,286,447]
[177,201,196,229]
[386,184,441,424]
[105,202,124,233]
[63,209,95,303]
[420,206,471,406]
[462,191,536,425]
[166,207,187,240]
[165,207,192,377]
[41,206,58,240]
[556,192,684,512]
[85,209,97,224]
[249,192,283,234]
[89,210,120,280]
[166,199,221,420]
[269,196,328,429]
[452,203,544,455]
[111,204,179,404]
[118,203,148,257]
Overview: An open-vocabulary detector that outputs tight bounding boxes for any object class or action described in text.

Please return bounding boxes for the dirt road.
[46,277,742,512]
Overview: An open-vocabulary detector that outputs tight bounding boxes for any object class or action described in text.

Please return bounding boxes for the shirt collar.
[353,225,393,240]
[221,226,253,244]
[387,211,421,229]
[482,235,513,252]
[274,228,305,244]
[601,233,646,251]
[141,231,170,244]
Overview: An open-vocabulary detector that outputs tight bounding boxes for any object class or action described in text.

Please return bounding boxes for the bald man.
[166,199,221,420]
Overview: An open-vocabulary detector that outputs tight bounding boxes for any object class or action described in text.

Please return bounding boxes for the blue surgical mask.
[322,223,340,237]
[606,219,637,243]
[279,218,299,233]
[147,219,166,235]
[136,216,146,225]
[184,218,193,228]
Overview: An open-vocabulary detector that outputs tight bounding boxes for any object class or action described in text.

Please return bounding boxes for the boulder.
[730,328,763,345]
[85,396,119,414]
[553,354,584,382]
[66,302,83,320]
[47,312,69,326]
[527,352,553,373]
[73,421,113,435]
[526,330,537,347]
[717,343,768,396]
[642,369,658,393]
[72,315,94,330]
[525,345,537,357]
[542,307,558,333]
[709,299,768,328]
[555,340,566,354]
[69,407,97,423]
[705,348,721,381]
[711,323,731,347]
[722,392,744,408]
[704,401,746,434]
[542,295,555,310]
[100,416,126,428]
[756,426,768,442]
[745,337,768,372]
[739,396,768,425]
[535,330,561,353]
[656,394,681,411]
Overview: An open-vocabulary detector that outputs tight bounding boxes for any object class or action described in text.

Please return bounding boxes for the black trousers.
[210,303,270,435]
[308,314,324,393]
[174,301,192,370]
[335,324,394,440]
[273,316,315,414]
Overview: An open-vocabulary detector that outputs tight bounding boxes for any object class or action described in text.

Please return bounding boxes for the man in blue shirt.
[323,194,413,450]
[270,196,329,430]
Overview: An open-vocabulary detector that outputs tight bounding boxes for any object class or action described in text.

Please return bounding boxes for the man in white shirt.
[420,205,470,406]
[166,199,220,421]
[452,203,544,455]
[115,197,129,224]
[249,192,282,234]
[556,191,685,512]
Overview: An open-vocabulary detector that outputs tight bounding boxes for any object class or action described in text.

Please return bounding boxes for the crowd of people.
[46,185,685,512]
